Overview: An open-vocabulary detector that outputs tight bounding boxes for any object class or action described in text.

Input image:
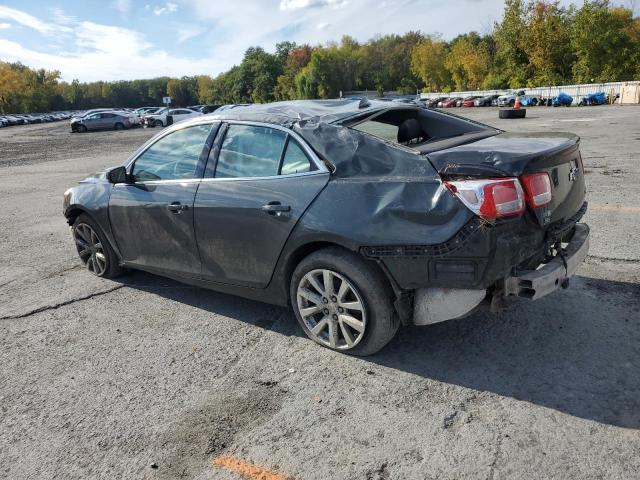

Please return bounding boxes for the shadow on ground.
[118,271,640,430]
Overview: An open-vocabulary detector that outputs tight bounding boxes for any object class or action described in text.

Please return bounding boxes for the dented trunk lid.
[427,132,587,227]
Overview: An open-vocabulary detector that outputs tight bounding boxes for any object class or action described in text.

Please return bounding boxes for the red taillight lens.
[445,178,525,221]
[521,172,552,208]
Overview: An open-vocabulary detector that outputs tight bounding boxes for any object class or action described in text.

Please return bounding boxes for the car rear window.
[351,121,399,142]
[215,125,287,178]
[280,139,312,175]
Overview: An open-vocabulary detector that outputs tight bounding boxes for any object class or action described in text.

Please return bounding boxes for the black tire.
[290,247,399,356]
[154,119,163,127]
[72,214,124,278]
[499,108,527,119]
[77,124,87,133]
[114,122,124,130]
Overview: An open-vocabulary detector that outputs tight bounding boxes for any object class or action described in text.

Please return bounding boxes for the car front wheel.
[291,248,399,356]
[72,214,123,278]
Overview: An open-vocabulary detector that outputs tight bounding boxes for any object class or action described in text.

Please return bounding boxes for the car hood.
[426,132,579,178]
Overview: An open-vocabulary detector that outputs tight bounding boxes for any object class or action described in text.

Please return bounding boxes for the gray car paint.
[63,99,586,311]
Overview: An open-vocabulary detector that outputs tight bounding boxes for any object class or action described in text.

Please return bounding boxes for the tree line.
[0,0,638,114]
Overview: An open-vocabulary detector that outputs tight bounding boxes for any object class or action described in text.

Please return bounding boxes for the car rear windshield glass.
[132,124,212,181]
[215,125,287,178]
[351,121,398,142]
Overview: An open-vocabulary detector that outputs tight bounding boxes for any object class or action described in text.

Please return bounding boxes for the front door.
[109,123,216,276]
[194,123,329,288]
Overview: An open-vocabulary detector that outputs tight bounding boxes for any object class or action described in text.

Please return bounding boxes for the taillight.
[521,172,552,208]
[444,178,525,221]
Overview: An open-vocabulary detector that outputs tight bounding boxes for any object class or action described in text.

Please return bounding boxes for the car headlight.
[63,188,72,207]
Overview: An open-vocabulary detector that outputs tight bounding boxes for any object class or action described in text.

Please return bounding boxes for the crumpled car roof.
[205,99,413,126]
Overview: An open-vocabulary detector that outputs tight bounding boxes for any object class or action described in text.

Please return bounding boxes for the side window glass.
[215,125,287,178]
[132,124,212,181]
[280,139,312,175]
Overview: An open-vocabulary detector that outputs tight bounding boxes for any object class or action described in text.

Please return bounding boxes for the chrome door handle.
[167,202,188,213]
[262,204,291,212]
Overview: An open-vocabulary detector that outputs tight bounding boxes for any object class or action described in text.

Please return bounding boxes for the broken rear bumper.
[504,223,589,300]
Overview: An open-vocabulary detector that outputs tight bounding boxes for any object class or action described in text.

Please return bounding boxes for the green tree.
[570,1,639,82]
[493,0,529,87]
[524,1,573,86]
[410,35,450,92]
[275,45,313,100]
[166,76,198,106]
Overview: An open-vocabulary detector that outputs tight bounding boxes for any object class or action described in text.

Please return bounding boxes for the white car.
[143,108,202,127]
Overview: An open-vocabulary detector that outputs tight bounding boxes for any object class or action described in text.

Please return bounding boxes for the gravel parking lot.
[1,107,639,479]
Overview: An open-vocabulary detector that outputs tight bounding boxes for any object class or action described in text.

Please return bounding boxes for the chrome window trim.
[120,118,328,186]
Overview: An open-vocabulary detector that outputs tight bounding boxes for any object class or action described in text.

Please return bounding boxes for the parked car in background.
[71,111,133,132]
[134,107,161,115]
[200,104,222,114]
[497,90,526,107]
[143,108,203,127]
[4,115,28,125]
[62,99,589,355]
[441,97,462,108]
[461,96,481,107]
[424,97,447,108]
[475,94,500,107]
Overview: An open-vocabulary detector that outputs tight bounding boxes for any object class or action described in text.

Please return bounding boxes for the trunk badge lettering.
[568,161,578,182]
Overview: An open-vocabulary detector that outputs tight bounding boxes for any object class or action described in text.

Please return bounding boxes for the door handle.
[262,202,291,215]
[167,202,189,213]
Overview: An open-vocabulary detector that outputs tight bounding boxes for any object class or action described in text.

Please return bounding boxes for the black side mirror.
[107,166,130,184]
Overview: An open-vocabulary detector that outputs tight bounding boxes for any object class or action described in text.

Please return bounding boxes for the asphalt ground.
[1,107,639,480]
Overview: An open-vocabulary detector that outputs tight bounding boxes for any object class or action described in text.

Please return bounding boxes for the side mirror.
[107,166,130,184]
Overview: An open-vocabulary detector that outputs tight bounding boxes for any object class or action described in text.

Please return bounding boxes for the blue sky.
[0,0,637,82]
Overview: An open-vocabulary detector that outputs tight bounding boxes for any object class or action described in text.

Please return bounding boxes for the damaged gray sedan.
[63,99,589,355]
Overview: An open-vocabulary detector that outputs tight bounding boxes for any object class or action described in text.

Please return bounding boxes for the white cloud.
[112,0,132,14]
[0,5,71,35]
[154,2,178,15]
[50,8,75,25]
[0,8,212,82]
[0,22,11,30]
[280,0,348,11]
[176,26,207,43]
[316,22,330,30]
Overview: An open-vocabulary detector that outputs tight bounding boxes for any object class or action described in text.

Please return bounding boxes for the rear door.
[194,122,329,288]
[109,123,217,276]
[84,113,103,130]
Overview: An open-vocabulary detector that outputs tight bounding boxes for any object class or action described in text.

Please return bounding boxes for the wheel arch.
[64,204,93,226]
[279,240,395,306]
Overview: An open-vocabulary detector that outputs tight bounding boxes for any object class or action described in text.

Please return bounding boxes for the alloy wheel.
[74,223,107,276]
[296,269,366,350]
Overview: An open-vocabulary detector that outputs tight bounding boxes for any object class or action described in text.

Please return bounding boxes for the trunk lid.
[427,132,586,227]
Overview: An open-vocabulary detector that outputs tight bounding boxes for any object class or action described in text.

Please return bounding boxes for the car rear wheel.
[114,122,124,130]
[291,248,399,356]
[72,214,123,278]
